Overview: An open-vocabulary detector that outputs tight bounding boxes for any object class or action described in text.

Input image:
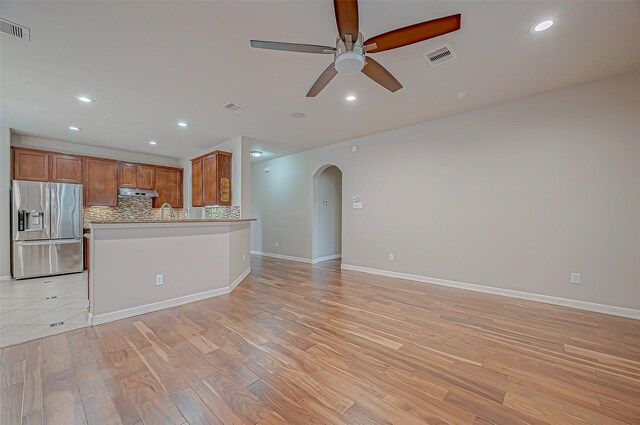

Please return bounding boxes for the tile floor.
[0,272,89,347]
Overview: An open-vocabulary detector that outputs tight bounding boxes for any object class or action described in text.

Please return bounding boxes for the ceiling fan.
[250,0,461,97]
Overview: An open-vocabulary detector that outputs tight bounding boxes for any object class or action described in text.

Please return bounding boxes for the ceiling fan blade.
[333,0,359,42]
[250,40,336,54]
[361,57,402,93]
[306,63,338,97]
[364,14,461,53]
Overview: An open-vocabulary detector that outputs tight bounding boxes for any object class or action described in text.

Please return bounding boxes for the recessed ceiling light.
[290,112,306,119]
[148,140,158,145]
[346,95,357,102]
[533,20,554,32]
[76,95,94,103]
[68,125,81,131]
[177,121,188,127]
[251,151,263,158]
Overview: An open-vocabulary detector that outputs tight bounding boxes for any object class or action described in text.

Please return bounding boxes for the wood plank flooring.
[2,255,640,424]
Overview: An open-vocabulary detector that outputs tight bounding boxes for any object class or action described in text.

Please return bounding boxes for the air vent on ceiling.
[1,18,30,41]
[423,44,456,67]
[222,102,246,113]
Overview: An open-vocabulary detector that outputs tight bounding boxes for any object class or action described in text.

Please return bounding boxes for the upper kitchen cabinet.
[118,162,137,188]
[119,162,156,189]
[12,148,50,181]
[83,158,119,206]
[191,150,232,207]
[191,158,204,207]
[153,167,183,208]
[136,164,155,189]
[51,153,83,184]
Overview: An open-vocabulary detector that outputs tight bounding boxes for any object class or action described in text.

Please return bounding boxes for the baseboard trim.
[251,250,343,265]
[230,267,252,291]
[251,250,314,264]
[0,275,11,282]
[341,264,640,320]
[312,254,342,264]
[91,267,251,325]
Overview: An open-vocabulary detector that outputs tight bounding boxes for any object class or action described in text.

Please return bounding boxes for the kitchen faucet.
[160,203,175,220]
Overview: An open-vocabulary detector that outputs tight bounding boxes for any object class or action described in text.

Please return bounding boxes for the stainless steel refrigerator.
[12,180,83,279]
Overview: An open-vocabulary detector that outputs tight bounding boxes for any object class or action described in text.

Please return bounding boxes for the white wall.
[0,127,11,279]
[11,134,180,167]
[251,71,640,310]
[314,166,342,259]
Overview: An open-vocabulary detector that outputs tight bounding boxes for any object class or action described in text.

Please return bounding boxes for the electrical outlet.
[388,253,394,261]
[571,273,581,284]
[275,241,279,247]
[155,274,164,286]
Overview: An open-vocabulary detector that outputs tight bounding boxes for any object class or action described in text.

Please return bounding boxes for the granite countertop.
[87,218,255,226]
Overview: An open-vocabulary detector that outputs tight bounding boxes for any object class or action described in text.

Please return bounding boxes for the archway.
[312,165,343,263]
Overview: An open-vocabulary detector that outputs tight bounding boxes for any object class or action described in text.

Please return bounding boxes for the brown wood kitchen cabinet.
[191,150,232,207]
[12,147,50,181]
[136,164,155,189]
[11,146,184,208]
[118,162,137,188]
[153,167,183,208]
[83,157,119,206]
[51,153,83,183]
[119,162,156,189]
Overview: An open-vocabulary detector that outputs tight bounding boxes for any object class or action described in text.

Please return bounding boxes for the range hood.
[118,187,159,197]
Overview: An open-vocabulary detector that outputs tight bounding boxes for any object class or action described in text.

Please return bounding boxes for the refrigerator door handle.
[15,239,81,246]
[15,240,53,246]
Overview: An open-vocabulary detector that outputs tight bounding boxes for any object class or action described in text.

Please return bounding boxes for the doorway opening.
[312,165,343,264]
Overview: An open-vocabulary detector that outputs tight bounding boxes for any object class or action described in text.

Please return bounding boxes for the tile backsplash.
[203,206,241,220]
[83,196,241,226]
[83,196,188,226]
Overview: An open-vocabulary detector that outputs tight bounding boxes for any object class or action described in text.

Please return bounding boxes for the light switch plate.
[571,273,581,284]
[155,274,164,286]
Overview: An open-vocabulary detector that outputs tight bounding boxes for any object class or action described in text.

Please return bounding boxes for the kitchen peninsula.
[87,218,253,324]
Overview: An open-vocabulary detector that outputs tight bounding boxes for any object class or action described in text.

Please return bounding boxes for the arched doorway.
[312,165,343,264]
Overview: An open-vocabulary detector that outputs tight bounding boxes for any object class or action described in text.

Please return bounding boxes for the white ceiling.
[2,1,640,161]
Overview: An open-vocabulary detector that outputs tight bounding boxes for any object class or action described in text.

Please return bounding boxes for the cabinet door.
[118,162,137,188]
[136,164,155,189]
[51,153,83,183]
[13,148,50,181]
[83,158,118,206]
[191,159,203,207]
[153,168,183,208]
[216,152,232,206]
[201,154,218,206]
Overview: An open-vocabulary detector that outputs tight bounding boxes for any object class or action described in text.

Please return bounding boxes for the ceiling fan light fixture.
[335,51,365,75]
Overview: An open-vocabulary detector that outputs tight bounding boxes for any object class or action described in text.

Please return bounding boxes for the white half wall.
[89,221,251,324]
[251,71,640,311]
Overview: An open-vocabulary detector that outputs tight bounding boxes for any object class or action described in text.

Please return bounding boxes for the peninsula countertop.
[87,218,255,228]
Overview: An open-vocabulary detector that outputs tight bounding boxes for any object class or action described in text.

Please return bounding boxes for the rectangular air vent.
[423,44,456,67]
[222,102,246,113]
[1,19,30,41]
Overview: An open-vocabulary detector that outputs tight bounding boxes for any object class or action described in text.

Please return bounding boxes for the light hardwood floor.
[1,255,640,424]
